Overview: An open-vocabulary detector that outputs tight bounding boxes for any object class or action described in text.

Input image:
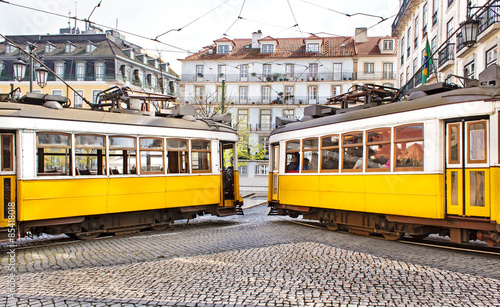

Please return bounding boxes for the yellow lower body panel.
[18,175,221,222]
[279,174,445,219]
[490,167,500,225]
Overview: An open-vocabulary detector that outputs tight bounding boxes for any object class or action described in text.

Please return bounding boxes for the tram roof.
[0,101,236,133]
[270,86,500,136]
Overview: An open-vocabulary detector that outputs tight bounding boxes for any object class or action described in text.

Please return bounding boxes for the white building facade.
[393,0,499,91]
[179,29,397,187]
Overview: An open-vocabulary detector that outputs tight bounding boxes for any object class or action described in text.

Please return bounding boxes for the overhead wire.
[286,0,303,36]
[223,0,246,36]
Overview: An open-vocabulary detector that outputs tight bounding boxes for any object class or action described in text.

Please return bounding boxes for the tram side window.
[191,140,211,172]
[140,138,164,174]
[109,136,137,175]
[285,140,300,173]
[366,128,391,171]
[321,135,339,172]
[167,139,189,173]
[302,138,319,172]
[75,135,106,175]
[36,133,71,176]
[1,134,14,172]
[394,124,424,170]
[342,132,363,172]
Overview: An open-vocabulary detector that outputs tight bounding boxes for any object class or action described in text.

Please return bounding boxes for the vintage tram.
[268,65,500,246]
[0,87,242,240]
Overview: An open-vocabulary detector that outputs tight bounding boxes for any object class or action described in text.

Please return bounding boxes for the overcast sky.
[0,0,399,72]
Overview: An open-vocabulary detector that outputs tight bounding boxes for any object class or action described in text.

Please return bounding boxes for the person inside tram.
[302,158,310,170]
[286,154,299,172]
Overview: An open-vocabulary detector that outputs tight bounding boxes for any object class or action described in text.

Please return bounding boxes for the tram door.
[269,144,279,201]
[221,142,235,204]
[446,119,490,218]
[0,132,16,229]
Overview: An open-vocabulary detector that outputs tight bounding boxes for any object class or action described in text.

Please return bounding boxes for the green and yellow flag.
[422,37,433,84]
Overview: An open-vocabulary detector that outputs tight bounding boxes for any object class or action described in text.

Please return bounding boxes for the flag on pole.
[422,37,433,84]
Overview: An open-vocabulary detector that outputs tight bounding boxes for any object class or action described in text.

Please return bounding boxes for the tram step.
[268,208,279,215]
[236,206,244,215]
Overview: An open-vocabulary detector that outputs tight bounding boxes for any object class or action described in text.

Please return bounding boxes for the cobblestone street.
[1,204,500,306]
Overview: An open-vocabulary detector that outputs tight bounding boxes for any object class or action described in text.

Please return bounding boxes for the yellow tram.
[268,65,500,245]
[0,87,242,240]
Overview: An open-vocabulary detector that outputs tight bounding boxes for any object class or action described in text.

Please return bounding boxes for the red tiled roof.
[259,36,277,41]
[213,37,235,45]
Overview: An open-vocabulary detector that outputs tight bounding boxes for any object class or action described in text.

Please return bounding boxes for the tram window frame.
[342,132,364,172]
[285,140,300,173]
[139,137,165,174]
[466,120,488,164]
[108,136,137,175]
[75,134,106,176]
[272,144,279,172]
[366,128,391,172]
[302,138,319,173]
[1,134,14,172]
[36,133,71,176]
[448,123,461,165]
[394,123,424,171]
[167,139,189,174]
[320,135,340,173]
[191,140,211,173]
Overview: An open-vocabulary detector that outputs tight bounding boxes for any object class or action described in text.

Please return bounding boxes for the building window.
[65,43,75,53]
[92,90,101,104]
[191,140,211,172]
[407,27,411,57]
[302,138,319,172]
[262,86,271,103]
[256,164,269,175]
[167,139,189,174]
[238,165,247,176]
[95,62,105,81]
[237,109,249,130]
[422,3,428,38]
[309,63,318,79]
[140,138,164,174]
[259,109,272,131]
[240,64,249,80]
[406,67,410,85]
[5,44,13,55]
[284,86,294,103]
[263,64,271,77]
[486,46,498,68]
[218,65,226,81]
[448,0,454,8]
[285,64,295,78]
[262,44,274,54]
[414,16,419,48]
[383,63,393,79]
[432,0,438,26]
[332,85,341,96]
[307,43,320,53]
[239,86,248,104]
[44,43,55,53]
[74,90,84,108]
[333,63,342,81]
[55,62,65,80]
[85,43,96,53]
[76,62,86,81]
[36,133,71,176]
[383,40,394,50]
[196,65,204,79]
[75,135,106,176]
[109,136,137,175]
[52,89,63,96]
[259,136,270,155]
[195,86,204,101]
[367,128,391,171]
[400,72,404,87]
[308,85,318,103]
[401,37,405,64]
[464,61,475,79]
[364,63,374,73]
[217,45,230,54]
[446,18,454,40]
[321,135,339,172]
[413,58,418,75]
[342,132,363,172]
[394,124,424,170]
[283,109,294,119]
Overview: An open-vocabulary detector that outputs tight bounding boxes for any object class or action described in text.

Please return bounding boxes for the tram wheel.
[410,234,428,240]
[150,225,168,231]
[73,232,101,240]
[325,223,339,231]
[382,233,404,241]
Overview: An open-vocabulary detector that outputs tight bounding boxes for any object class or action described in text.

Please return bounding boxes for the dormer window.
[44,43,56,54]
[307,43,320,53]
[5,43,14,55]
[261,44,274,54]
[217,45,230,54]
[65,42,76,53]
[85,41,97,53]
[383,39,394,50]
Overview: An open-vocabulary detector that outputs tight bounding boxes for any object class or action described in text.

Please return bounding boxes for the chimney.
[354,27,368,43]
[252,30,262,49]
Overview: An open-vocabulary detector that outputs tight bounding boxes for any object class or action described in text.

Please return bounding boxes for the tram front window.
[75,135,106,175]
[109,136,137,175]
[36,133,71,176]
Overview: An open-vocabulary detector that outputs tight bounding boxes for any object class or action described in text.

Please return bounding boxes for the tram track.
[283,218,500,256]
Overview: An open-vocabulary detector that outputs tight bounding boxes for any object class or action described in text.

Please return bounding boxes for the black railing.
[438,43,455,68]
[181,72,356,82]
[392,0,412,33]
[457,1,500,54]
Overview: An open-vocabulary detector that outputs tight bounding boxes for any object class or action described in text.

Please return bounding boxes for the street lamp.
[460,19,480,47]
[12,58,27,82]
[12,43,49,91]
[35,66,49,88]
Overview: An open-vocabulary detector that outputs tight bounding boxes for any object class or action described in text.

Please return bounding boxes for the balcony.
[438,43,455,70]
[356,71,395,80]
[232,123,277,132]
[181,72,356,83]
[392,0,424,35]
[187,95,333,106]
[0,73,117,82]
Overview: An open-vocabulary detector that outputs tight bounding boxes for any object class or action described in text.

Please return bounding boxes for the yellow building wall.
[18,175,222,221]
[279,174,445,219]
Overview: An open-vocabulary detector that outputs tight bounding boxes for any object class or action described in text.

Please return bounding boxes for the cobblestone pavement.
[1,204,500,306]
